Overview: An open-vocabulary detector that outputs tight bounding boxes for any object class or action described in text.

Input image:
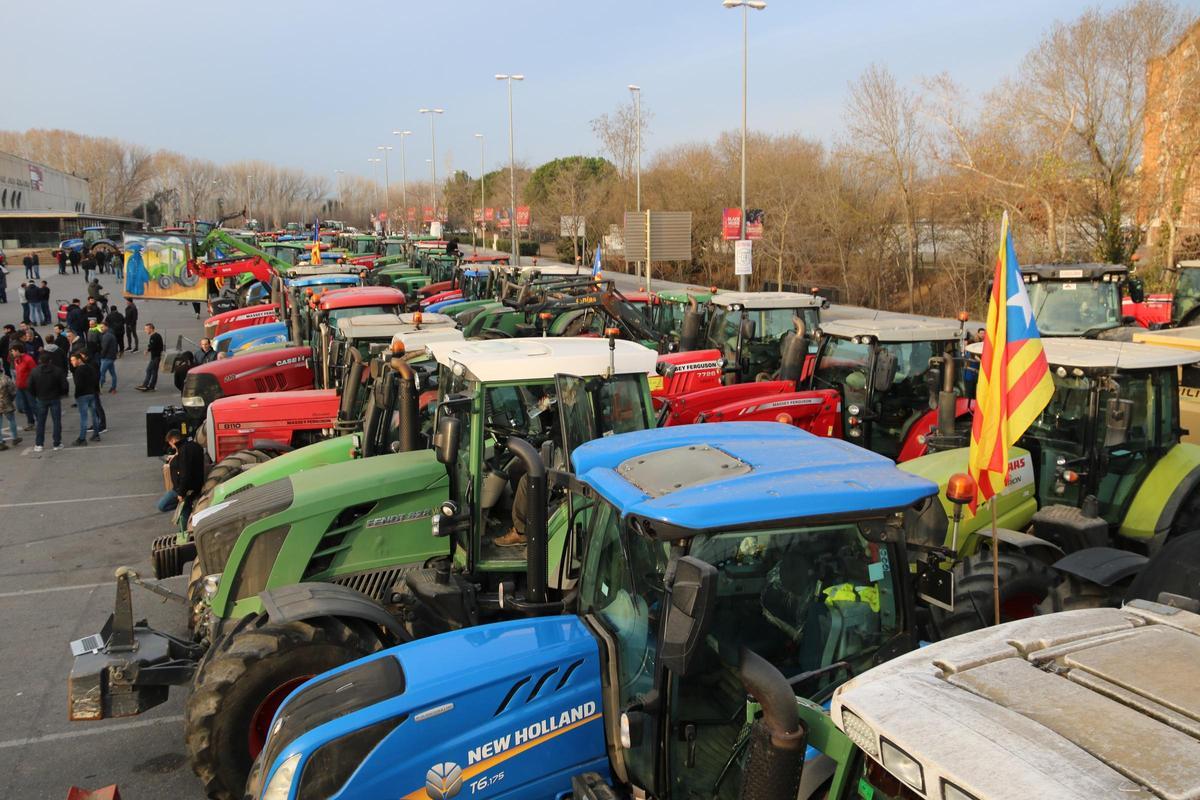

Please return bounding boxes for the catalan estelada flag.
[310,217,321,265]
[968,212,1054,511]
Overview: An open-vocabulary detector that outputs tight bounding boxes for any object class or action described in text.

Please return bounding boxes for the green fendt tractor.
[69,336,660,799]
[901,337,1200,636]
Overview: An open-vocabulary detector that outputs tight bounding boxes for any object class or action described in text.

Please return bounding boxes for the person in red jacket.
[9,346,36,430]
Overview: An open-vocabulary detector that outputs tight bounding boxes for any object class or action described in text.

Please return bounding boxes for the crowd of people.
[0,254,169,453]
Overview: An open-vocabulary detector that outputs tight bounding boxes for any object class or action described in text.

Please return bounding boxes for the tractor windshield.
[580,507,906,797]
[384,242,404,257]
[1027,279,1121,336]
[325,306,398,326]
[352,239,376,255]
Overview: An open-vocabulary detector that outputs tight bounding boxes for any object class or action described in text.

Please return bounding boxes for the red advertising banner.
[722,207,742,241]
[406,207,417,222]
[485,207,495,222]
[497,210,511,230]
[746,209,764,241]
[516,206,531,229]
[422,206,435,223]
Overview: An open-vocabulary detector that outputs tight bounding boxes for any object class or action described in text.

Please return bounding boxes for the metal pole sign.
[734,239,753,276]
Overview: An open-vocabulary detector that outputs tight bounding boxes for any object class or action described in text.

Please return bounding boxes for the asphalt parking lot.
[0,269,203,799]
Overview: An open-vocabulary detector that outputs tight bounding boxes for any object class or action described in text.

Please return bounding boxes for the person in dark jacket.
[0,325,14,377]
[69,352,102,445]
[138,323,164,391]
[195,338,217,364]
[22,254,34,280]
[104,307,125,355]
[123,298,139,351]
[87,278,107,311]
[43,335,68,373]
[82,298,103,328]
[29,351,67,451]
[52,324,69,353]
[68,248,81,274]
[66,299,86,337]
[24,282,41,324]
[38,281,51,326]
[97,323,119,392]
[158,429,205,520]
[0,262,7,303]
[57,249,67,275]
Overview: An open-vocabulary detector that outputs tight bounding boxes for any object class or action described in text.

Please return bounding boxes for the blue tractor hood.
[214,321,289,355]
[251,616,607,800]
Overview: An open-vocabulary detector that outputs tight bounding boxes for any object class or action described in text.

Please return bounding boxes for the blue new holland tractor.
[246,422,940,800]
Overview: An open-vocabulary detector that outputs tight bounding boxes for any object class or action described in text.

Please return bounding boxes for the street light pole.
[368,157,383,230]
[495,74,524,267]
[418,108,444,229]
[723,0,766,292]
[628,83,642,280]
[377,146,393,234]
[475,133,485,252]
[393,130,412,234]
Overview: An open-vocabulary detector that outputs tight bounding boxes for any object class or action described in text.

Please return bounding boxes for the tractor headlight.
[839,709,878,758]
[261,752,300,800]
[847,404,861,416]
[181,394,206,408]
[942,781,981,800]
[880,739,925,794]
[203,574,221,601]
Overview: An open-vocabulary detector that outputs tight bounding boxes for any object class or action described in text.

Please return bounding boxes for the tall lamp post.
[723,0,766,292]
[418,108,444,225]
[376,145,393,233]
[392,130,412,234]
[494,73,524,267]
[474,133,485,252]
[628,83,642,280]
[368,157,383,230]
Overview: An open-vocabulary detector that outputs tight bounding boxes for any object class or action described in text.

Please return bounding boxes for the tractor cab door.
[1094,372,1164,524]
[556,373,654,469]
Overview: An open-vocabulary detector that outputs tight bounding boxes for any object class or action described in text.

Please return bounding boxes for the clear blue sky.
[7,0,1197,185]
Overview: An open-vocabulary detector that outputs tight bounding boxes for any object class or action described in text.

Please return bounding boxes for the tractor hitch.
[67,568,204,721]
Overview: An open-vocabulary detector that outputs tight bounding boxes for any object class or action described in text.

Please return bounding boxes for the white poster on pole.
[734,239,753,276]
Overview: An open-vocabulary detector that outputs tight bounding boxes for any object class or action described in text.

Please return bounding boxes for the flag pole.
[991,496,1001,625]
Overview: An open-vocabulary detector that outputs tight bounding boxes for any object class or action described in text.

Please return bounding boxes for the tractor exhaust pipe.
[777,318,808,384]
[338,348,363,427]
[389,355,419,453]
[505,438,548,604]
[680,296,702,352]
[737,647,806,800]
[936,345,957,437]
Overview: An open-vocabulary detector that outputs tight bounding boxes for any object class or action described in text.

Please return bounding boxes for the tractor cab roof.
[336,314,406,341]
[656,288,714,303]
[317,286,405,310]
[571,422,937,535]
[424,337,657,383]
[515,264,588,277]
[287,274,360,289]
[966,338,1200,370]
[286,265,360,278]
[709,291,825,310]
[1021,263,1128,281]
[820,316,964,343]
[1179,260,1200,270]
[392,327,464,350]
[831,603,1200,800]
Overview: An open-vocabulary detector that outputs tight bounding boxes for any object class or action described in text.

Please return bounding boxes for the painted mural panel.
[121,232,205,301]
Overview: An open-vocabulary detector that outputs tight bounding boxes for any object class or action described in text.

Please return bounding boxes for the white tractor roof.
[820,316,964,342]
[516,264,588,276]
[424,337,658,382]
[831,603,1200,800]
[966,338,1200,369]
[391,327,464,349]
[709,291,823,310]
[338,312,458,341]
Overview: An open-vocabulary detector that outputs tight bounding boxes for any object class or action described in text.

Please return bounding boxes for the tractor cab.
[1021,263,1143,339]
[346,234,381,257]
[812,316,968,461]
[1170,259,1200,327]
[706,291,826,383]
[245,423,940,800]
[652,288,714,350]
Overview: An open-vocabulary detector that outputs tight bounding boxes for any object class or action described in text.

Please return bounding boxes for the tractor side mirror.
[660,556,718,677]
[1126,278,1146,304]
[739,317,757,342]
[1105,397,1134,448]
[872,349,898,393]
[433,413,461,465]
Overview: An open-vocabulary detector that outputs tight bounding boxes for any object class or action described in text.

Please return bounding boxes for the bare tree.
[846,64,926,311]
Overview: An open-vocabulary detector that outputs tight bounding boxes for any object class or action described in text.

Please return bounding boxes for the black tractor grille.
[194,478,294,575]
[330,564,421,603]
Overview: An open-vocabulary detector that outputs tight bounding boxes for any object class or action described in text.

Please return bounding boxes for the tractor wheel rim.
[248,675,312,757]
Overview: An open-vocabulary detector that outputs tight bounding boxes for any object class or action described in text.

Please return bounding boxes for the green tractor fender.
[898,446,1039,557]
[211,451,450,622]
[1119,442,1200,547]
[795,698,857,800]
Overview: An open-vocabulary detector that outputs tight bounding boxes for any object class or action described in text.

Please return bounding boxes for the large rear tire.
[1037,574,1119,614]
[184,615,383,800]
[929,549,1056,640]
